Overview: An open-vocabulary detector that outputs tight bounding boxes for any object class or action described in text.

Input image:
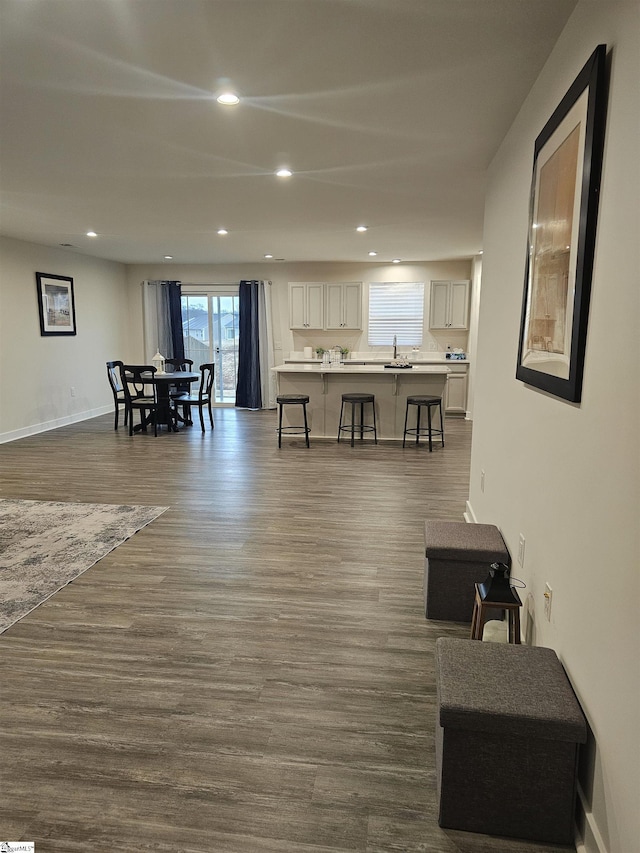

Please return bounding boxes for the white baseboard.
[575,782,609,853]
[0,405,112,444]
[463,500,478,524]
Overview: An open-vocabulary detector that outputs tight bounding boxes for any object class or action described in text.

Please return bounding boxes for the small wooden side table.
[470,582,522,643]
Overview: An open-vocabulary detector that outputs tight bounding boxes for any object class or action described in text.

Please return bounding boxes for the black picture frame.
[516,44,608,403]
[36,272,77,336]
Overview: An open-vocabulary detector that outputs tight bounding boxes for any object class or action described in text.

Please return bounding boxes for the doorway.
[181,289,239,404]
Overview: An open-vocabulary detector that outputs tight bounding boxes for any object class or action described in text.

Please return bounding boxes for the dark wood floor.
[0,410,573,853]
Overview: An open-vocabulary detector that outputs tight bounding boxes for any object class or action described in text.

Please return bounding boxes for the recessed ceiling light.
[264,254,273,259]
[356,225,368,232]
[164,255,173,260]
[368,251,377,257]
[275,168,292,178]
[392,258,401,264]
[217,92,239,105]
[86,231,97,238]
[217,229,228,235]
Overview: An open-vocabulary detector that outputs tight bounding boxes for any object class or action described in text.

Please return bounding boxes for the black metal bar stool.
[403,395,444,451]
[338,393,377,447]
[276,394,310,447]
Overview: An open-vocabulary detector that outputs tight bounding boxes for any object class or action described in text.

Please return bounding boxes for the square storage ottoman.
[435,638,587,844]
[424,520,509,622]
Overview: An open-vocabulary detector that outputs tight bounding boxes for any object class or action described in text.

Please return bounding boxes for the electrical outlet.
[274,341,282,350]
[544,583,553,621]
[480,469,485,493]
[428,342,437,351]
[70,386,76,397]
[517,534,525,567]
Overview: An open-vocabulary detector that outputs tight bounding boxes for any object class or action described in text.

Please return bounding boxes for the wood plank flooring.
[0,411,573,852]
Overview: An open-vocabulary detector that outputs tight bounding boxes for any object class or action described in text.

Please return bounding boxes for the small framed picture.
[36,272,77,336]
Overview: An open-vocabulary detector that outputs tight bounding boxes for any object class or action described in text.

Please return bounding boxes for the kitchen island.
[272,363,450,440]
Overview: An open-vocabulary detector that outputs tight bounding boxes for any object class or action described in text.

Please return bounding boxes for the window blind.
[368,282,425,346]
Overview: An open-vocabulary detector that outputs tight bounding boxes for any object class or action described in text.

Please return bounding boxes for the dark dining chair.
[164,358,194,372]
[165,358,194,388]
[171,363,214,432]
[165,358,195,420]
[106,360,127,430]
[119,364,160,436]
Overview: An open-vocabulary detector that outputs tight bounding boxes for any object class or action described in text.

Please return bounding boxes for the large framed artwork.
[516,44,607,403]
[36,272,77,336]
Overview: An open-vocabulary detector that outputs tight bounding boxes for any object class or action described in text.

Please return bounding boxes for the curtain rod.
[146,279,272,286]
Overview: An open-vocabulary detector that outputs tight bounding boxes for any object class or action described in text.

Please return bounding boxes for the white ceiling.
[0,0,577,266]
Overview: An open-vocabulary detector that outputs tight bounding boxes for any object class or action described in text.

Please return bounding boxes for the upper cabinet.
[289,283,325,329]
[429,280,470,330]
[289,282,362,330]
[324,282,362,330]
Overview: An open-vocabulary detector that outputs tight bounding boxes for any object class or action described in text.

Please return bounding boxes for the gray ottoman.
[424,521,509,622]
[435,638,587,844]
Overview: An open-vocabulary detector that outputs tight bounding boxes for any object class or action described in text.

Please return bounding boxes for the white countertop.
[273,363,451,374]
[284,356,469,365]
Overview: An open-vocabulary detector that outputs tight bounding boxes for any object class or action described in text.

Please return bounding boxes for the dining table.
[132,370,200,432]
[154,370,200,430]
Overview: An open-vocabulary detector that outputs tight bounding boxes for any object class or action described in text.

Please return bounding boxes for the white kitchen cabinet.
[429,280,470,330]
[289,283,325,329]
[444,366,468,415]
[324,282,362,330]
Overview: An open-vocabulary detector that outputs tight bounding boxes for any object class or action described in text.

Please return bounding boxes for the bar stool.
[276,394,310,448]
[338,393,377,447]
[403,395,444,451]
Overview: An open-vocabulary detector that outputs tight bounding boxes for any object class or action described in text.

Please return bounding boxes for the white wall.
[0,236,130,441]
[125,259,472,363]
[469,4,639,852]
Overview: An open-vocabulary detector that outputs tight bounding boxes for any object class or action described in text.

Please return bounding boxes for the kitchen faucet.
[393,335,397,359]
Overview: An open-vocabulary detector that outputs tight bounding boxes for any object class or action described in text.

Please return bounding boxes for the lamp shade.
[478,562,521,605]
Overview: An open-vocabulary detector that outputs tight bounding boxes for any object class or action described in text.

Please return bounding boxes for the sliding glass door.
[181,288,239,404]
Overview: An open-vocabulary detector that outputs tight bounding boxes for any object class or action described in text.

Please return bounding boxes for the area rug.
[0,499,168,634]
